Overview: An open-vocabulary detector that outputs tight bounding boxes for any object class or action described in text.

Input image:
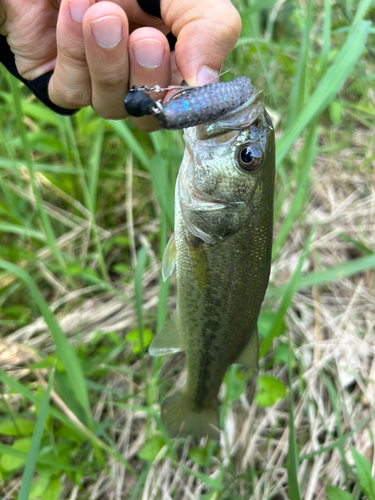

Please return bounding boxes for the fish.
[149,78,275,440]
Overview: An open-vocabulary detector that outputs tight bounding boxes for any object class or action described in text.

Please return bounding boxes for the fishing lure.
[124,77,254,130]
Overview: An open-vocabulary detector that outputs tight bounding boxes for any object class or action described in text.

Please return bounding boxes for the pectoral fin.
[149,313,183,356]
[181,208,215,244]
[235,328,259,370]
[162,233,176,282]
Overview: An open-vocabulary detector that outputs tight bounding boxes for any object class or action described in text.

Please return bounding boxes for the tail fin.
[161,391,220,441]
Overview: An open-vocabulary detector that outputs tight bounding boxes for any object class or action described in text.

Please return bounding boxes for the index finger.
[160,0,241,86]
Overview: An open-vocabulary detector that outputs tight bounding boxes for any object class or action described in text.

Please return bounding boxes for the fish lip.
[196,89,265,140]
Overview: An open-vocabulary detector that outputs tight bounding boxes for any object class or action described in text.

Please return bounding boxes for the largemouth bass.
[149,78,275,440]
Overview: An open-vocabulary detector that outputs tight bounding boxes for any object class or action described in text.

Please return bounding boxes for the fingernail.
[90,16,123,48]
[132,39,165,68]
[68,0,91,23]
[197,66,219,86]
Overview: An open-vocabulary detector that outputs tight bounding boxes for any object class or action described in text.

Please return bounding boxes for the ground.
[0,1,374,499]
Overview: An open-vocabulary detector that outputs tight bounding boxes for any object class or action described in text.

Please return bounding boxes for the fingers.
[48,0,94,109]
[127,27,171,131]
[161,0,241,86]
[50,1,171,122]
[1,0,59,80]
[82,2,130,119]
[81,0,171,122]
[83,3,171,123]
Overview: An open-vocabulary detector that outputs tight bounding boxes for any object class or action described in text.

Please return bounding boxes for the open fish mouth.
[195,89,265,140]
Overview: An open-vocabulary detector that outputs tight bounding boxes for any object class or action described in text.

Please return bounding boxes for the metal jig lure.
[124,77,254,130]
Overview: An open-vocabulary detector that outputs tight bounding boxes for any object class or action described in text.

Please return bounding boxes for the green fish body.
[150,85,275,440]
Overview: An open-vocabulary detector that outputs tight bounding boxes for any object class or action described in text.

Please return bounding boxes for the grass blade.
[134,246,148,356]
[351,448,375,499]
[277,20,371,167]
[326,487,355,500]
[63,117,108,281]
[149,152,175,229]
[323,376,350,484]
[320,0,331,73]
[0,260,91,425]
[0,443,78,473]
[287,354,302,500]
[110,121,150,170]
[176,462,223,491]
[247,0,277,105]
[0,222,45,242]
[240,0,277,16]
[0,370,137,475]
[17,369,54,500]
[351,0,374,31]
[300,412,375,462]
[266,253,375,300]
[273,123,318,254]
[287,0,314,125]
[134,247,149,393]
[9,77,66,272]
[87,120,105,213]
[260,229,314,357]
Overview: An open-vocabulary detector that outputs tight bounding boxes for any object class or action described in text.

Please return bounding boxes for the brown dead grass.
[1,125,374,499]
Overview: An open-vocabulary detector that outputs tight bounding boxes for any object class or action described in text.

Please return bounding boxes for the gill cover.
[177,148,244,244]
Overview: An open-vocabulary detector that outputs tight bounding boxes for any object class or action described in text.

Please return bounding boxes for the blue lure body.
[124,77,255,130]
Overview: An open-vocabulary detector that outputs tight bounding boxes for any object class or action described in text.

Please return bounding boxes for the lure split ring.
[124,77,254,130]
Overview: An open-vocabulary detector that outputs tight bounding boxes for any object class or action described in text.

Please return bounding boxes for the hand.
[0,0,241,131]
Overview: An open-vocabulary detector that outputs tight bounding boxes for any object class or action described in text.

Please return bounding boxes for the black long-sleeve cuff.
[0,35,77,115]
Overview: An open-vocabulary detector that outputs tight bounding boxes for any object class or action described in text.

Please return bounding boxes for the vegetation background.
[0,0,374,498]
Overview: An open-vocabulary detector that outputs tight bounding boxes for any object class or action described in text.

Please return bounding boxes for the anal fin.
[235,328,259,370]
[149,313,183,356]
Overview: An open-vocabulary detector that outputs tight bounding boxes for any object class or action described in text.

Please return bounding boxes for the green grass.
[0,0,374,498]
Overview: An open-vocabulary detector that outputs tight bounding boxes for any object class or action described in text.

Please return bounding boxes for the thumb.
[161,0,241,86]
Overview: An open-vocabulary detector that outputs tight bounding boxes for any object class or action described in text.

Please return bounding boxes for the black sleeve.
[0,35,77,115]
[137,0,176,50]
[0,0,176,115]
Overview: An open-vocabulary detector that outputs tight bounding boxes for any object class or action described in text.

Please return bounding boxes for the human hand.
[0,0,241,131]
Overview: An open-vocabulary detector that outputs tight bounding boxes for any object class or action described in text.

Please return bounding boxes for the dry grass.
[1,126,374,499]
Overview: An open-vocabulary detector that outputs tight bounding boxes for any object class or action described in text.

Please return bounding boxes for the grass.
[0,0,374,498]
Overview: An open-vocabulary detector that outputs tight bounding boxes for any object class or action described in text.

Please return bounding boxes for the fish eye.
[236,143,263,172]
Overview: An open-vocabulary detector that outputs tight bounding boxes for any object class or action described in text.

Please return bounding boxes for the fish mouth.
[196,89,265,140]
